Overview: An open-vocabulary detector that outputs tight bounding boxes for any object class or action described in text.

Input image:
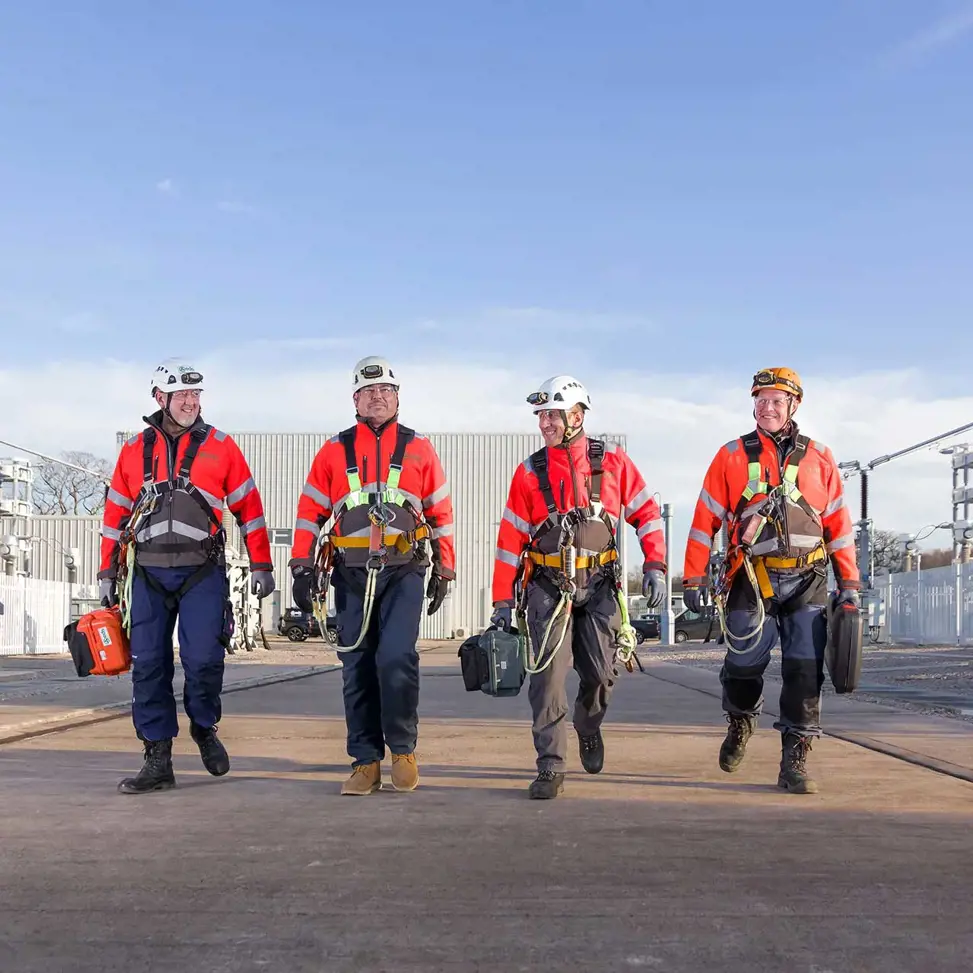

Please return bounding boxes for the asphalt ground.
[1,640,971,972]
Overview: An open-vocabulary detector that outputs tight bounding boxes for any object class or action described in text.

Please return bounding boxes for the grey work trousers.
[525,575,621,772]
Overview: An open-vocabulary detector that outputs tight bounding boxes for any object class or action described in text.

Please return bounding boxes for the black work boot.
[190,722,230,776]
[777,731,819,794]
[118,739,175,794]
[719,713,757,773]
[577,728,605,774]
[528,769,565,799]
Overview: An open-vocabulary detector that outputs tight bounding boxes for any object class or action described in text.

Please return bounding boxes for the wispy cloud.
[155,177,178,196]
[217,199,257,215]
[886,5,973,68]
[3,351,970,561]
[56,312,101,335]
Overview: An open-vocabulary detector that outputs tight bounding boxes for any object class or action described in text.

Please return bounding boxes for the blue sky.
[2,0,972,383]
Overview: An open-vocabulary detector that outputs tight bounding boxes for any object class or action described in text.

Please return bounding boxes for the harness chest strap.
[734,430,817,522]
[141,426,223,530]
[339,423,416,511]
[529,439,613,539]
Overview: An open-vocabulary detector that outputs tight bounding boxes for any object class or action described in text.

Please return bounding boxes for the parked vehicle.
[672,605,719,643]
[277,607,338,643]
[631,615,660,643]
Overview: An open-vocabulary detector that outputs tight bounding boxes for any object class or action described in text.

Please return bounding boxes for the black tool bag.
[825,600,863,694]
[458,627,525,697]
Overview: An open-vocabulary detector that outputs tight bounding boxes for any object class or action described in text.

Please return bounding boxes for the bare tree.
[918,548,954,569]
[31,452,112,515]
[870,529,904,573]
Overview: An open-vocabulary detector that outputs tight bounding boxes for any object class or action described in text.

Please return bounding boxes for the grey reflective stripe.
[495,547,520,568]
[295,518,321,537]
[699,489,726,519]
[240,515,266,536]
[302,481,331,509]
[523,456,535,476]
[126,434,139,447]
[624,487,652,519]
[724,439,740,454]
[503,507,532,534]
[341,525,373,539]
[431,524,453,539]
[107,488,133,511]
[137,520,210,543]
[195,486,221,509]
[637,518,664,540]
[226,477,255,507]
[740,500,765,518]
[822,496,845,517]
[400,488,423,511]
[688,527,711,547]
[212,429,227,442]
[102,525,122,541]
[750,538,780,555]
[423,483,450,508]
[602,442,618,454]
[827,532,855,553]
[790,533,824,548]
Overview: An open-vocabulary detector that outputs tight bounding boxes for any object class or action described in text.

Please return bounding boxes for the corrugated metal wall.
[0,514,103,591]
[4,429,628,639]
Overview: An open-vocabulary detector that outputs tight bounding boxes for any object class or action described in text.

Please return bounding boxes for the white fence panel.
[0,576,72,656]
[881,562,973,646]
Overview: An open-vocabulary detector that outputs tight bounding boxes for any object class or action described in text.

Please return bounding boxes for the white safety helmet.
[352,355,399,392]
[527,375,591,414]
[150,358,205,398]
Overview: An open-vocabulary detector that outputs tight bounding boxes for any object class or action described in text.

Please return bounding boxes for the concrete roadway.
[1,644,971,972]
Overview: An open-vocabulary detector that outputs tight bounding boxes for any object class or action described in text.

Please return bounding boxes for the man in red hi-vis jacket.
[682,367,860,794]
[289,356,455,796]
[99,358,274,794]
[490,375,666,799]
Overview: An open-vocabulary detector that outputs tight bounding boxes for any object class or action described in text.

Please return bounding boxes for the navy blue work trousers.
[719,591,828,736]
[129,563,228,741]
[333,563,425,766]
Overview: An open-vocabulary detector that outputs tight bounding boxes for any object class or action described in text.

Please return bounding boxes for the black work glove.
[291,567,314,613]
[834,587,860,609]
[426,572,449,616]
[642,569,666,610]
[682,586,705,614]
[250,571,275,600]
[99,578,118,608]
[490,605,512,631]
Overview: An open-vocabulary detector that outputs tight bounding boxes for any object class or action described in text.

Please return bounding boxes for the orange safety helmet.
[751,367,803,402]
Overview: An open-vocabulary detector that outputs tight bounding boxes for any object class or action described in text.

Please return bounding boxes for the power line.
[0,439,111,482]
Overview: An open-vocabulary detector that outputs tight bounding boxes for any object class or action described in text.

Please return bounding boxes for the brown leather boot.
[340,761,381,796]
[390,752,419,791]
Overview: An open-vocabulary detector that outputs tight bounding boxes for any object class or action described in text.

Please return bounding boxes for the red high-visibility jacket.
[99,415,273,578]
[491,434,666,605]
[289,419,456,578]
[682,425,860,588]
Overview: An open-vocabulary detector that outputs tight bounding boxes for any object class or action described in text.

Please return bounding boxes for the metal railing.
[872,562,973,646]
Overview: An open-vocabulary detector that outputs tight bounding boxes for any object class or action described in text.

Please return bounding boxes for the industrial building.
[2,429,631,641]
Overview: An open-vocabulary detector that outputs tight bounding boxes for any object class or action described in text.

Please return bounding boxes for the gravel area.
[643,639,973,724]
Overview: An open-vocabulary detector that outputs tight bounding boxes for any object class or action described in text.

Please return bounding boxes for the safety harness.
[310,423,432,651]
[117,424,227,635]
[714,430,827,651]
[514,439,639,674]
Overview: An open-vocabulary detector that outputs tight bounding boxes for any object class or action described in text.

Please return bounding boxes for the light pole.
[660,503,675,644]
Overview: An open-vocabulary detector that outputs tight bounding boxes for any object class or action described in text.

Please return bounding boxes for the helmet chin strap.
[560,411,585,444]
